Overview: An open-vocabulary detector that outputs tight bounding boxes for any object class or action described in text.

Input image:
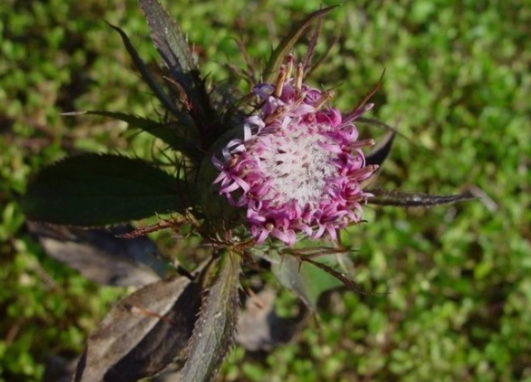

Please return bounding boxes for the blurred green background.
[1,0,530,381]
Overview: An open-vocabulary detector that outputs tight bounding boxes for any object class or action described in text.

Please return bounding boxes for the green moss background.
[1,0,530,381]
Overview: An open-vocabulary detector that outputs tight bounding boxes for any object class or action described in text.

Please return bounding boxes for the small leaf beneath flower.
[21,154,187,226]
[263,5,338,83]
[64,111,200,161]
[74,275,202,382]
[367,189,475,207]
[272,253,344,310]
[107,22,182,118]
[28,222,166,287]
[180,252,241,382]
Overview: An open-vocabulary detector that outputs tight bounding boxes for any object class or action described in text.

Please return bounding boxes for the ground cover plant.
[1,0,530,381]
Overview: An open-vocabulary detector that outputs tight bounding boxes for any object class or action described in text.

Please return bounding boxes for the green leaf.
[272,253,343,310]
[138,0,216,139]
[64,111,201,161]
[366,189,475,207]
[263,5,338,83]
[20,154,187,226]
[180,252,241,382]
[107,22,182,118]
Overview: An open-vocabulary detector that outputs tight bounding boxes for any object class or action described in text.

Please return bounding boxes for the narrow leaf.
[138,0,215,132]
[306,31,341,78]
[301,10,324,70]
[64,111,200,160]
[263,6,338,83]
[356,117,407,190]
[180,253,241,382]
[21,154,187,226]
[107,22,182,118]
[365,129,396,167]
[272,254,344,310]
[74,275,202,382]
[357,116,400,133]
[28,222,167,287]
[138,0,196,72]
[367,189,475,207]
[352,69,385,111]
[301,256,387,296]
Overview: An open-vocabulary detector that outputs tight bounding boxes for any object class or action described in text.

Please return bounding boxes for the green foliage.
[1,0,530,381]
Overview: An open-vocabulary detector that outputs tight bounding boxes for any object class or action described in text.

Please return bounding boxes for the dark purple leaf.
[352,69,385,112]
[73,274,202,382]
[305,32,341,78]
[138,0,216,139]
[301,10,324,70]
[180,253,241,382]
[107,22,182,118]
[138,0,196,73]
[63,111,200,161]
[28,222,166,287]
[365,129,396,167]
[367,189,475,207]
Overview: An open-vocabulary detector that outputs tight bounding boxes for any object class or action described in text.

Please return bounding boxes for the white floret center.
[256,124,338,207]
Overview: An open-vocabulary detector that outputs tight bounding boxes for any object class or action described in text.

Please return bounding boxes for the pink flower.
[213,58,377,246]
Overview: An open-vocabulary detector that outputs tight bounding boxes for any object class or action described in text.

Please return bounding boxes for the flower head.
[213,57,378,245]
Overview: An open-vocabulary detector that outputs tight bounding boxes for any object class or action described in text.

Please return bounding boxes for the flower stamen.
[349,164,379,180]
[275,66,287,98]
[285,53,294,81]
[314,90,334,110]
[294,62,304,95]
[348,139,376,149]
[264,105,287,125]
[291,92,307,110]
